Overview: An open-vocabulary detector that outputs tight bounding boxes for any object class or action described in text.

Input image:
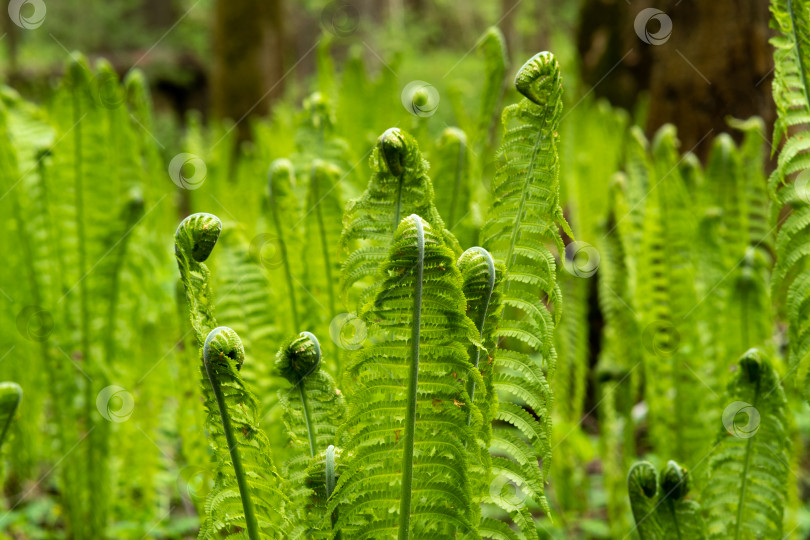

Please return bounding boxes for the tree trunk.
[212,0,285,139]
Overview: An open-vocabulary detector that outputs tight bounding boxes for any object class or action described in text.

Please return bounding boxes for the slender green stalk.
[325,444,340,537]
[268,160,301,331]
[203,330,260,540]
[298,331,320,458]
[397,216,424,540]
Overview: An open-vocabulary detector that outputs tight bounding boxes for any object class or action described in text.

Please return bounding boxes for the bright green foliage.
[432,127,475,247]
[458,247,503,512]
[302,160,345,366]
[340,128,460,309]
[770,0,810,399]
[475,27,509,153]
[332,215,482,539]
[635,126,704,464]
[703,349,790,539]
[481,51,570,518]
[200,326,288,539]
[275,331,346,538]
[0,382,22,459]
[628,461,706,539]
[175,212,223,343]
[267,158,304,335]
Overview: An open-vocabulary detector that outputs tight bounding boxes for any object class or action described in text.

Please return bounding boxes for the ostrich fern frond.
[340,128,460,309]
[200,327,288,539]
[332,215,482,539]
[432,127,474,246]
[769,0,810,399]
[480,51,570,518]
[276,332,346,538]
[703,349,790,539]
[628,461,706,539]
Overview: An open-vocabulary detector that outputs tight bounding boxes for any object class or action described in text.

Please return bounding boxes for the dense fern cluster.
[2,3,810,538]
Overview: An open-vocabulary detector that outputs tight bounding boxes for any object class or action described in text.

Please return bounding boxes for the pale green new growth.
[481,51,570,518]
[340,128,461,309]
[628,461,706,539]
[332,215,482,539]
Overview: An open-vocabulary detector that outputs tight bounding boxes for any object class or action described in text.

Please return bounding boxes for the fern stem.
[448,135,466,229]
[311,164,339,365]
[203,341,260,540]
[268,166,301,331]
[298,385,316,458]
[325,444,340,536]
[398,215,424,540]
[734,372,761,540]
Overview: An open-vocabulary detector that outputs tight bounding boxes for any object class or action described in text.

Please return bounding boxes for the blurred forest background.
[2,0,774,161]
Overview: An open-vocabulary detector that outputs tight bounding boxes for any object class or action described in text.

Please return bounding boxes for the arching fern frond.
[628,460,706,539]
[769,0,810,399]
[480,51,570,518]
[200,326,288,539]
[332,215,481,539]
[475,27,509,152]
[340,128,461,309]
[703,348,790,539]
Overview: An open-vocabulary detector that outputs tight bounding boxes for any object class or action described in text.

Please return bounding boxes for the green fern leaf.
[332,214,481,539]
[340,128,461,310]
[703,349,790,539]
[480,51,570,517]
[199,326,288,539]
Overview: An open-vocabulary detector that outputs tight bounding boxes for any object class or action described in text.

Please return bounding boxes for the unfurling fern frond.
[200,326,287,539]
[628,461,705,539]
[332,215,482,539]
[175,212,223,344]
[480,51,571,518]
[340,128,461,309]
[703,348,790,539]
[769,0,810,399]
[458,247,503,508]
[275,332,346,538]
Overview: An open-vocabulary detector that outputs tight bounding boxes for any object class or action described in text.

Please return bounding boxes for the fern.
[628,460,706,539]
[432,127,475,247]
[302,160,345,368]
[769,0,810,399]
[475,27,509,153]
[175,212,223,344]
[480,51,571,518]
[332,214,482,539]
[340,127,461,310]
[275,331,346,538]
[703,348,790,539]
[200,326,288,539]
[266,158,303,334]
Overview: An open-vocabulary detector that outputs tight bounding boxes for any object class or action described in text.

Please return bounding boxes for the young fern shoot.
[340,128,460,309]
[0,382,22,454]
[200,326,288,539]
[703,349,789,539]
[481,51,571,518]
[627,461,705,539]
[332,215,482,539]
